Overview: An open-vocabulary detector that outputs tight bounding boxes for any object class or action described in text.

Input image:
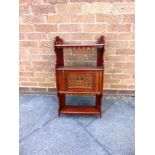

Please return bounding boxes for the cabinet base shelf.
[60,105,101,115]
[58,91,102,95]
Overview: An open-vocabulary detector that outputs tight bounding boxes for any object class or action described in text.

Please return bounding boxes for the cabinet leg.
[58,94,65,117]
[96,94,102,114]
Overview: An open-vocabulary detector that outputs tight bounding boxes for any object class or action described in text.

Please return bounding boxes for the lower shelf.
[60,105,101,115]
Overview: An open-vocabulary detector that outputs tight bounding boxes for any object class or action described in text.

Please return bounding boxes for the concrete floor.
[19,95,135,155]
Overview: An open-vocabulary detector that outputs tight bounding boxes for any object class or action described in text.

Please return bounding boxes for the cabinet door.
[57,70,103,93]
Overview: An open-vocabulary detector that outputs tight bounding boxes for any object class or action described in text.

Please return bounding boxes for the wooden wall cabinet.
[54,36,105,117]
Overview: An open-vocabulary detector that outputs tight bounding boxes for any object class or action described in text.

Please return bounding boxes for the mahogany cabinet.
[54,35,105,117]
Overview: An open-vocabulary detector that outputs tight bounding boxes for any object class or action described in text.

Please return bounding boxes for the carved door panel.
[66,71,95,92]
[57,70,103,93]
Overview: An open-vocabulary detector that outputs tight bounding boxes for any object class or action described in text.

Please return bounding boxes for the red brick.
[21,16,45,24]
[124,0,135,1]
[20,25,34,32]
[110,84,128,89]
[84,54,97,61]
[29,48,51,55]
[31,55,54,61]
[48,33,70,41]
[47,15,70,23]
[124,56,135,62]
[84,24,107,32]
[111,73,131,79]
[21,82,37,86]
[104,79,120,84]
[31,5,55,15]
[71,14,95,23]
[24,66,34,71]
[105,55,130,62]
[19,6,30,15]
[42,55,55,61]
[38,41,52,48]
[19,66,25,71]
[30,55,43,61]
[65,55,85,61]
[20,41,38,47]
[59,24,82,32]
[104,33,118,41]
[20,0,41,4]
[37,83,54,87]
[118,33,134,40]
[71,33,94,40]
[120,79,135,85]
[30,77,46,82]
[45,78,55,83]
[107,41,129,49]
[35,24,57,32]
[34,72,52,77]
[20,61,31,66]
[71,0,125,2]
[20,54,31,61]
[56,4,82,14]
[20,71,34,77]
[96,14,121,24]
[69,48,95,55]
[108,24,131,32]
[116,49,135,55]
[19,48,30,55]
[31,67,53,72]
[32,61,51,67]
[114,63,134,68]
[43,0,68,4]
[19,33,26,40]
[112,3,135,14]
[128,85,135,89]
[122,14,135,23]
[104,84,110,89]
[82,3,112,13]
[104,73,111,79]
[131,24,135,32]
[129,41,135,48]
[20,77,29,81]
[26,33,47,40]
[105,47,116,55]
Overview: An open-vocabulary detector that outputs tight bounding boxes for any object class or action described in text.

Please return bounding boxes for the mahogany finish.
[54,35,105,117]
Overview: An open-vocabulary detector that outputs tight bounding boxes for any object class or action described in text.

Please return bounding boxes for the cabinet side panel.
[57,70,65,91]
[99,70,104,92]
[95,70,103,93]
[101,70,104,91]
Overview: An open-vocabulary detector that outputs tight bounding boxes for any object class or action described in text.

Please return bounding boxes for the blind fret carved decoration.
[67,73,93,89]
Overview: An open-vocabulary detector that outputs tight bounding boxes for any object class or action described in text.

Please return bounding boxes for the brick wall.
[19,0,135,95]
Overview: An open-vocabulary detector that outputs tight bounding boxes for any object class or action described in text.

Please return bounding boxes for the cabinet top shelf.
[56,66,104,71]
[55,43,104,48]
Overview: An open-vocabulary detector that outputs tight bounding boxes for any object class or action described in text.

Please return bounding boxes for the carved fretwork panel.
[67,73,93,89]
[57,70,103,93]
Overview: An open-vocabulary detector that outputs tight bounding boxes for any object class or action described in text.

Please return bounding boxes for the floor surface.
[19,95,135,155]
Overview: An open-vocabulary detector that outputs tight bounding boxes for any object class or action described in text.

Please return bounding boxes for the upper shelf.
[56,66,104,71]
[55,43,104,49]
